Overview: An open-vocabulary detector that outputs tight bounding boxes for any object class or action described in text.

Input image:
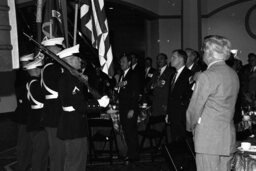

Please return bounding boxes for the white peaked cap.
[20,53,34,62]
[57,44,80,59]
[41,37,64,46]
[230,49,238,54]
[23,57,43,70]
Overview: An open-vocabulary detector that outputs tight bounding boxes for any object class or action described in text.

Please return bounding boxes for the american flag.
[80,0,114,77]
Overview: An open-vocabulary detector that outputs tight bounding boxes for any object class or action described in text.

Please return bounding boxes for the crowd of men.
[13,34,256,171]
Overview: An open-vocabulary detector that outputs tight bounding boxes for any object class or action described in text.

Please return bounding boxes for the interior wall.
[202,1,256,64]
[108,16,146,67]
[159,19,181,60]
[145,19,159,67]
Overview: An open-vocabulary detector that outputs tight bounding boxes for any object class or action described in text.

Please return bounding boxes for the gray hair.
[203,35,231,61]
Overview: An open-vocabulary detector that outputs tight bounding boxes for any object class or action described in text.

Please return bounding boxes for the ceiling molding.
[245,4,256,39]
[202,0,253,18]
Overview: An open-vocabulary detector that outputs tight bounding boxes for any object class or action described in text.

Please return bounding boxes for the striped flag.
[80,0,114,77]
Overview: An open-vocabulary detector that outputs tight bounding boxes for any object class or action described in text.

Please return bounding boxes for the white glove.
[97,95,110,107]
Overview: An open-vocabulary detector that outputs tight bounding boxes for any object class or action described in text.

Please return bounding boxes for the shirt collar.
[207,60,223,69]
[188,63,194,70]
[160,65,167,75]
[124,68,130,77]
[177,65,185,74]
[132,63,137,70]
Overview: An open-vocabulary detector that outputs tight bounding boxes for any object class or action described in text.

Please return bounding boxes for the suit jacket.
[144,67,156,86]
[239,64,256,105]
[149,66,174,116]
[118,69,141,119]
[167,67,193,138]
[186,61,239,155]
[190,62,201,74]
[132,64,145,93]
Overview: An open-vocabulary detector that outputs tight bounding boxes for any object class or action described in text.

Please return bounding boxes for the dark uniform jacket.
[57,71,99,140]
[41,62,63,127]
[14,70,31,124]
[26,77,44,132]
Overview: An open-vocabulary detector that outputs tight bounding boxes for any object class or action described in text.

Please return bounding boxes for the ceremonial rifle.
[23,32,101,99]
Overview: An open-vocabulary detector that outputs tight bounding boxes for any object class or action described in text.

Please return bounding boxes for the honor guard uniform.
[15,53,33,171]
[56,45,110,171]
[24,56,49,171]
[40,37,65,171]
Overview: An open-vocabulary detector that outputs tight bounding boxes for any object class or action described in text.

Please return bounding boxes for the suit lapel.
[172,67,188,90]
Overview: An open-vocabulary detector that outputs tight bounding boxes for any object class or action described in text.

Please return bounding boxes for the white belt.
[45,94,58,99]
[62,106,75,112]
[31,104,44,109]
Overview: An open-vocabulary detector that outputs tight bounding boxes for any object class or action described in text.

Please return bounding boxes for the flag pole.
[61,0,69,47]
[73,0,79,46]
[36,0,43,42]
[48,0,53,38]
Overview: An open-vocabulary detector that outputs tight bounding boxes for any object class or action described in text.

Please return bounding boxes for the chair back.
[148,115,166,126]
[88,118,113,128]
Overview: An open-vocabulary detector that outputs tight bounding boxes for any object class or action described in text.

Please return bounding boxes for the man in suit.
[148,53,174,117]
[144,57,156,85]
[186,35,239,171]
[130,53,145,94]
[240,53,256,107]
[185,48,202,84]
[166,50,193,142]
[143,57,156,104]
[185,48,201,73]
[118,54,141,163]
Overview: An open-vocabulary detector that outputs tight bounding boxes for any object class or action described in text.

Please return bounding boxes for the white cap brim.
[20,53,34,62]
[41,37,64,46]
[23,58,43,70]
[57,44,80,58]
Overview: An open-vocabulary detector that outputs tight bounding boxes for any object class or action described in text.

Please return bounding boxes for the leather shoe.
[123,156,130,165]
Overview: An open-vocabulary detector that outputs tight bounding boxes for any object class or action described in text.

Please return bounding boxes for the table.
[92,106,151,156]
[100,105,151,133]
[233,141,256,171]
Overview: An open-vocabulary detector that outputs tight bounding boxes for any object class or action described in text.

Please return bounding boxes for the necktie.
[159,68,162,76]
[145,68,149,78]
[117,75,124,93]
[251,67,256,73]
[170,72,177,92]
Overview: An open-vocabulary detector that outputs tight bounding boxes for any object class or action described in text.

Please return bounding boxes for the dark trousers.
[64,137,88,171]
[120,112,139,160]
[45,127,65,171]
[30,130,49,171]
[16,124,32,171]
